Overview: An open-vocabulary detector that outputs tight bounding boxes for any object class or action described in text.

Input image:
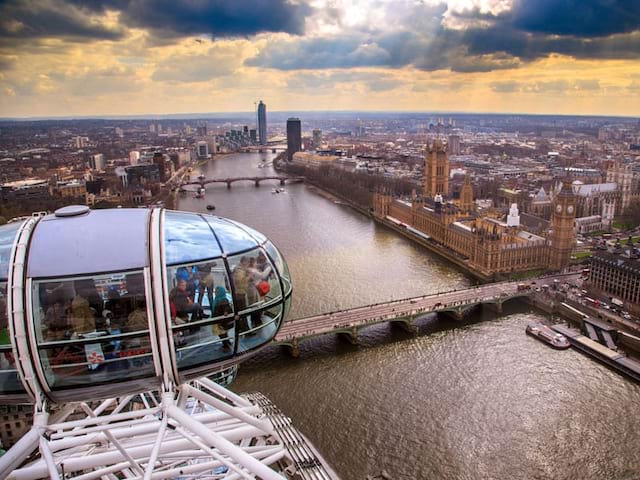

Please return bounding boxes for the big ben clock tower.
[549,180,576,270]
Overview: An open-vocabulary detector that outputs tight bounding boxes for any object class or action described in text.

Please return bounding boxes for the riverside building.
[588,249,640,315]
[373,139,577,279]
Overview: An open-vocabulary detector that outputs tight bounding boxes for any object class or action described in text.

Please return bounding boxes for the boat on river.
[526,322,570,349]
[206,204,216,211]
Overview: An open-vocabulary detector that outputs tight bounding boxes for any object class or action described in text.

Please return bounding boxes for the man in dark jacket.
[170,279,204,321]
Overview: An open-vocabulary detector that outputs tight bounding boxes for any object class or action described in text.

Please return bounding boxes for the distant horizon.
[1,108,638,123]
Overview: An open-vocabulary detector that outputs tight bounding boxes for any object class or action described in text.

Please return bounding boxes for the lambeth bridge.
[275,274,577,357]
[182,176,305,189]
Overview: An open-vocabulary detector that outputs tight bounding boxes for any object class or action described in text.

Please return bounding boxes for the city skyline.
[0,0,639,118]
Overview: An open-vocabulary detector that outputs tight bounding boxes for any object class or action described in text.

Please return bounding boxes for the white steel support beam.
[6,381,295,480]
[167,404,285,480]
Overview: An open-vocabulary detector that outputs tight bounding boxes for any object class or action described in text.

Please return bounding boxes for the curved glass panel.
[0,281,25,395]
[237,303,282,354]
[0,221,24,279]
[225,219,268,245]
[204,216,258,253]
[32,271,154,389]
[229,248,282,351]
[167,260,235,369]
[228,248,281,313]
[265,240,292,294]
[167,260,232,324]
[284,295,292,323]
[164,211,221,265]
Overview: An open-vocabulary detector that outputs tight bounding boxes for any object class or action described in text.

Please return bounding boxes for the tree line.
[285,162,417,209]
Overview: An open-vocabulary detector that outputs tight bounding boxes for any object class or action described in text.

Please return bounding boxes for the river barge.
[526,322,571,349]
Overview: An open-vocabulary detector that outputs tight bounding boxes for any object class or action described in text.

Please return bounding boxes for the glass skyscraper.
[286,117,302,162]
[257,100,267,145]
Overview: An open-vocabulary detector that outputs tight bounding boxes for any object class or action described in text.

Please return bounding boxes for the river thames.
[179,152,640,480]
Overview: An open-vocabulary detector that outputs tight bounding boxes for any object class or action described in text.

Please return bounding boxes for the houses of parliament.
[373,140,577,279]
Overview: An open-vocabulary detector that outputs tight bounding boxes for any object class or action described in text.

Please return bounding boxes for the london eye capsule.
[0,206,291,404]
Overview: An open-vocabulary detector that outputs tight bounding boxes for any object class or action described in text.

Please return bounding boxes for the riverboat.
[206,204,216,211]
[526,322,570,349]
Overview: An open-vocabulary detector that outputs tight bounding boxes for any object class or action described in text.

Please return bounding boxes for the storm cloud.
[0,0,312,43]
[0,0,125,41]
[248,0,640,73]
[510,0,640,38]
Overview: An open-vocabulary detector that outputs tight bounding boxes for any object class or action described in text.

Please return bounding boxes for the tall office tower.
[197,141,209,158]
[549,180,577,270]
[423,139,449,198]
[257,100,267,145]
[153,152,167,182]
[312,129,322,147]
[286,117,302,162]
[249,129,257,143]
[448,134,461,155]
[129,150,140,166]
[89,153,105,171]
[74,136,87,149]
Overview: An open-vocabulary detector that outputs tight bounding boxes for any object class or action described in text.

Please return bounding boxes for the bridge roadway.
[275,273,579,356]
[181,176,304,189]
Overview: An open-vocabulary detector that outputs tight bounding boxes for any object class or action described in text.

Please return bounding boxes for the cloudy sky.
[0,0,639,117]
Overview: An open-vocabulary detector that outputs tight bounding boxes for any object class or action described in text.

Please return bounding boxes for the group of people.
[168,252,274,351]
[231,253,273,333]
[169,264,234,351]
[38,275,151,372]
[41,276,148,340]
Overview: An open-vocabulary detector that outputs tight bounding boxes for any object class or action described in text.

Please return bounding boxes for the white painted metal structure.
[0,207,328,480]
[2,378,293,480]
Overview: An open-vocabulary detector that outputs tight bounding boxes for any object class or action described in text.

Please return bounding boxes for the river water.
[179,153,640,480]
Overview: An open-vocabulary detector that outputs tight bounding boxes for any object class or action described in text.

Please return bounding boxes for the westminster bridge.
[275,273,580,357]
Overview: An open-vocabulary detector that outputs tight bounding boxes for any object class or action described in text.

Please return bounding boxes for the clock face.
[567,205,574,214]
[556,204,562,213]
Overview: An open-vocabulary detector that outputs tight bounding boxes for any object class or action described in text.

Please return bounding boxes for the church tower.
[424,139,449,198]
[548,180,576,270]
[460,172,474,213]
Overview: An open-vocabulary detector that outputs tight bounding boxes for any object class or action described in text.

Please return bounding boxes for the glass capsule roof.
[26,209,269,277]
[28,209,151,278]
[164,211,267,265]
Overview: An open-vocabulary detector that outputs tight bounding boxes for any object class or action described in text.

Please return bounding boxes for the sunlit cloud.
[0,0,638,117]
